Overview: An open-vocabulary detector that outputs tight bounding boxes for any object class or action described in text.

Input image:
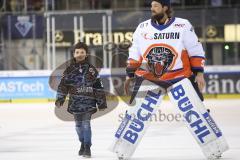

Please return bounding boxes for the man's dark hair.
[73,41,89,53]
[166,7,173,18]
[152,0,173,18]
[152,0,170,7]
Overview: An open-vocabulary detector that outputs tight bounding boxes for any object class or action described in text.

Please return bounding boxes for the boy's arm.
[55,71,69,107]
[93,77,107,110]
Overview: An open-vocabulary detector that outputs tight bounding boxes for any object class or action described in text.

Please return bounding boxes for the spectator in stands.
[89,0,99,9]
[211,0,223,7]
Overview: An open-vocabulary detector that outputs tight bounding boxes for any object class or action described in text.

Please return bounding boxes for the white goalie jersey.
[127,17,205,82]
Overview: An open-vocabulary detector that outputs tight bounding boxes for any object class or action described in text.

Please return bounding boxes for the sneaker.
[83,144,91,158]
[78,143,84,156]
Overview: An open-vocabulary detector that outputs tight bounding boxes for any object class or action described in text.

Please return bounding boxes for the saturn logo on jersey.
[146,46,175,77]
[141,32,154,40]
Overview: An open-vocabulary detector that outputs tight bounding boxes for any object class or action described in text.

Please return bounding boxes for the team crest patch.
[15,16,33,37]
[145,44,177,77]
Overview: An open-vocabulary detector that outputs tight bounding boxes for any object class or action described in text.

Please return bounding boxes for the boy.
[55,42,107,158]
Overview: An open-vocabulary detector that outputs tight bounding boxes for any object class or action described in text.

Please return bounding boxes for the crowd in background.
[0,0,240,13]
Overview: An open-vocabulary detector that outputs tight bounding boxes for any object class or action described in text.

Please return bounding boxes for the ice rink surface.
[0,99,240,160]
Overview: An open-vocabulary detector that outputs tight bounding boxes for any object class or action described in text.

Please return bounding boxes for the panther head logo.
[146,46,174,77]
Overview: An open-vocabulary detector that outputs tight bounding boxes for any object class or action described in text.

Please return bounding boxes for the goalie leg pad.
[110,80,166,160]
[168,78,229,159]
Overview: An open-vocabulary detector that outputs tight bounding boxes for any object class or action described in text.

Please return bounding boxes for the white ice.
[0,99,240,160]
